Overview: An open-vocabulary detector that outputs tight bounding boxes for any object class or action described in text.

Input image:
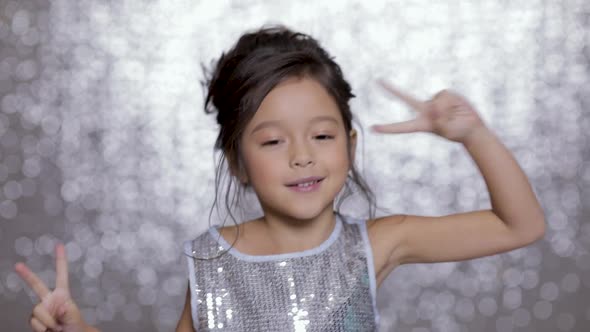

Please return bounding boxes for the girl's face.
[238,76,355,222]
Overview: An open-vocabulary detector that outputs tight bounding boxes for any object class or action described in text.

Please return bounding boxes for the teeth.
[297,180,319,187]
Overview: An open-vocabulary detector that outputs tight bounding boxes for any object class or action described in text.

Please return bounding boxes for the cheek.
[326,143,351,170]
[242,150,281,180]
[324,149,351,194]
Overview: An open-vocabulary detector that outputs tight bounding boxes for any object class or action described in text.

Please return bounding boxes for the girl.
[14,25,545,332]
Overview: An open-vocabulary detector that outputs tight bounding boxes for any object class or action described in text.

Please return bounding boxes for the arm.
[463,126,545,238]
[371,83,545,269]
[73,287,195,332]
[76,285,195,332]
[176,284,196,332]
[15,243,101,332]
[394,127,544,265]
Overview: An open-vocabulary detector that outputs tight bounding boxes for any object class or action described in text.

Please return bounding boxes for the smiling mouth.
[286,176,325,188]
[286,178,324,188]
[286,178,325,194]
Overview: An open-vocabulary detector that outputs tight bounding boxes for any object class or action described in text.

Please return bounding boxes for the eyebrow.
[249,115,339,136]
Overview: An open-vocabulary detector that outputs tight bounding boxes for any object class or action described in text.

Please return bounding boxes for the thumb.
[56,299,83,325]
[58,302,68,317]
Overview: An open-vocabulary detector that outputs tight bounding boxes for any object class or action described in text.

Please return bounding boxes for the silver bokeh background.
[1,0,589,331]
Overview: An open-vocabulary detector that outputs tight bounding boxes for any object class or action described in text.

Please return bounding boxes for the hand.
[372,80,486,143]
[14,243,88,332]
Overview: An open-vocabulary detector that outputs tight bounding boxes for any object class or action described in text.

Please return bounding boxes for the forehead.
[245,77,343,133]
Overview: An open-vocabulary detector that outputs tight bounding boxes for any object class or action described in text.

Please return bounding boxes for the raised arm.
[16,244,195,332]
[15,243,99,332]
[370,82,545,273]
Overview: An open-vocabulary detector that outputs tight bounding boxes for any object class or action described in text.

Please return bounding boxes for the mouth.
[285,177,325,192]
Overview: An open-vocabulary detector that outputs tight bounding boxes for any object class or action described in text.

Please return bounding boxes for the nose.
[290,141,314,168]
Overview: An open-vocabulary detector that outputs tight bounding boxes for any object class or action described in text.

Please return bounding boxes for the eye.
[262,140,281,146]
[315,135,334,140]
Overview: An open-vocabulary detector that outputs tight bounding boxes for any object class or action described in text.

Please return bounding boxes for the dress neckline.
[208,214,343,262]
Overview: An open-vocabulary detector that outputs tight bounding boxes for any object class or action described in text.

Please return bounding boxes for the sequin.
[184,214,379,331]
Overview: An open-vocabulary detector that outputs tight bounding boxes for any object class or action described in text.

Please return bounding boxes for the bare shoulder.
[218,218,259,243]
[218,218,271,255]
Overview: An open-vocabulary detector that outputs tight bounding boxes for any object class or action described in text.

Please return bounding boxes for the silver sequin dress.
[183,214,379,331]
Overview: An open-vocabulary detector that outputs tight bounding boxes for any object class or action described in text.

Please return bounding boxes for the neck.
[258,206,337,254]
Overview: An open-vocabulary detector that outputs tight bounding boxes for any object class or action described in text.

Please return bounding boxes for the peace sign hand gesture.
[372,80,487,143]
[14,243,88,332]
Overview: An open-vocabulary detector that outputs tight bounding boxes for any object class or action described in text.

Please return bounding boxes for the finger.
[33,303,61,331]
[432,89,449,100]
[55,243,69,291]
[451,103,473,113]
[58,303,67,317]
[14,263,51,299]
[377,79,428,112]
[30,316,47,332]
[372,119,428,134]
[431,90,471,113]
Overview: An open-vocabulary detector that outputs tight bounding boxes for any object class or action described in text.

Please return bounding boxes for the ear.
[349,129,357,167]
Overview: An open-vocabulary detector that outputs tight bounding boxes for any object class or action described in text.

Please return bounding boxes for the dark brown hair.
[203,25,375,230]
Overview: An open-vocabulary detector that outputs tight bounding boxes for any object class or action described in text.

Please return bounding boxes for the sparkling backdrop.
[1,0,589,331]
